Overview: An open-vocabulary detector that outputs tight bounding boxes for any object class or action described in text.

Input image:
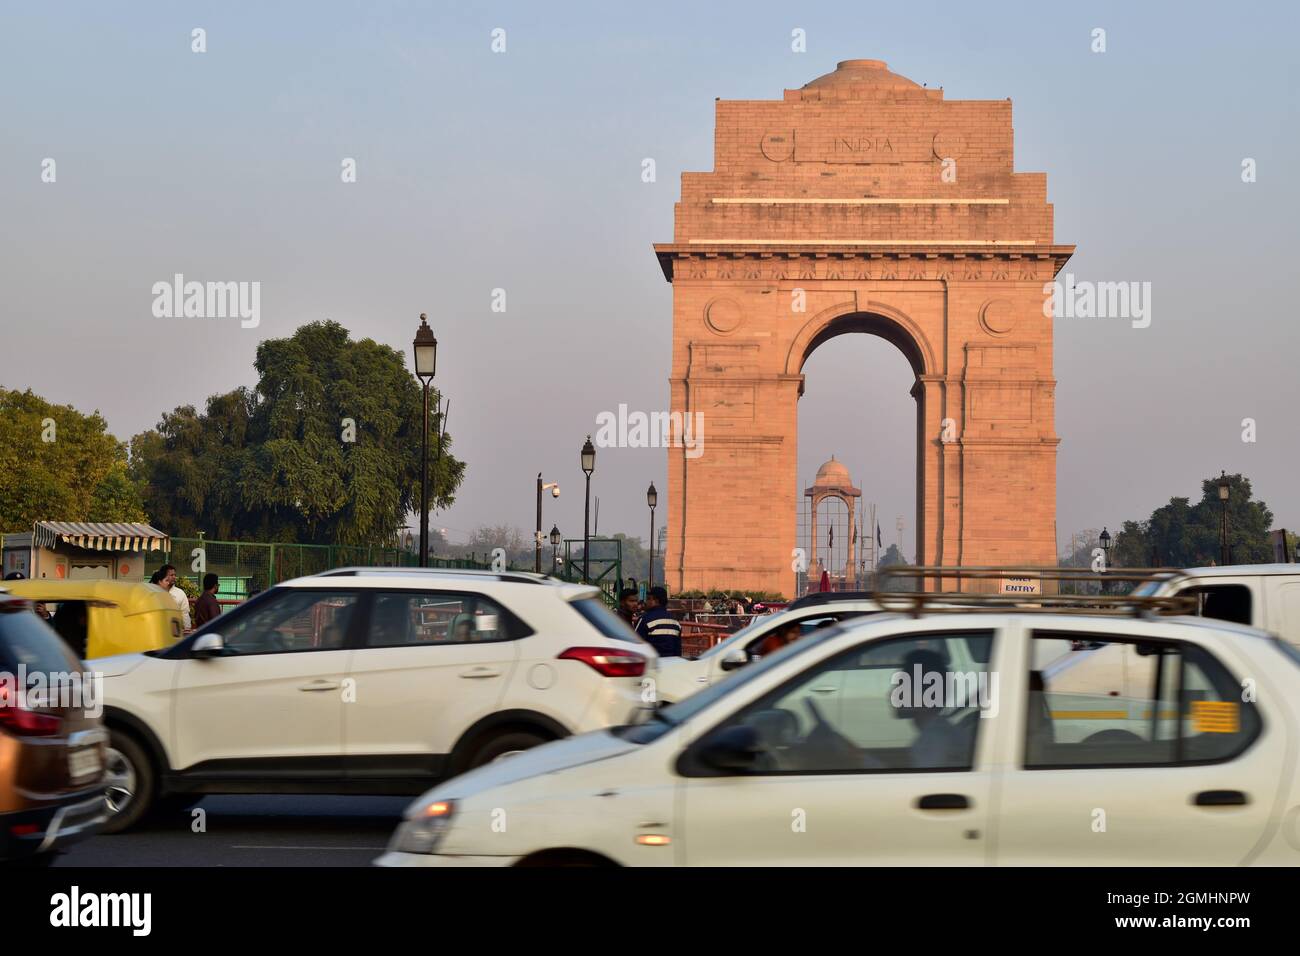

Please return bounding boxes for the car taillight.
[0,685,62,737]
[557,646,647,678]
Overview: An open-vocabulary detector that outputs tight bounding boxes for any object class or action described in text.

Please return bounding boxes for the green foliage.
[0,388,146,532]
[1112,473,1274,567]
[675,589,788,603]
[130,321,464,545]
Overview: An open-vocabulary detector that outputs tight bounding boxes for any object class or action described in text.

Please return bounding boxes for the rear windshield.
[0,607,82,673]
[569,596,639,643]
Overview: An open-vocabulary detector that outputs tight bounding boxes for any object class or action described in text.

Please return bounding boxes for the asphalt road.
[52,796,412,867]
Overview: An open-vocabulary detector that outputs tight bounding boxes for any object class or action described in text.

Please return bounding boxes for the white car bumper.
[374,851,518,867]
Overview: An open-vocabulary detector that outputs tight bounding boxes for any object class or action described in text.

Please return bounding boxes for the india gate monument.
[654,59,1074,595]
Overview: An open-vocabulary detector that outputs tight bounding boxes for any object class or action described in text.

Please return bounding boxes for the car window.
[700,631,996,774]
[1025,632,1260,768]
[365,591,526,647]
[569,596,637,643]
[1182,584,1252,626]
[0,607,82,673]
[218,590,360,655]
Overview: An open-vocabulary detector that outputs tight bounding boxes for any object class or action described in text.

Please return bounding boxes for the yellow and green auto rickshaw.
[0,580,184,659]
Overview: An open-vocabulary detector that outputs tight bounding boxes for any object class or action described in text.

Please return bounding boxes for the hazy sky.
[2,1,1296,557]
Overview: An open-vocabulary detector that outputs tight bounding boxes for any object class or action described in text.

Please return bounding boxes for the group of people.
[616,586,682,658]
[701,595,756,616]
[148,564,223,631]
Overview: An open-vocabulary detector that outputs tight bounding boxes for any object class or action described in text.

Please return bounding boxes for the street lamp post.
[535,474,560,573]
[549,525,561,578]
[412,314,438,568]
[581,437,595,583]
[646,482,658,590]
[1218,471,1231,565]
[1098,527,1112,595]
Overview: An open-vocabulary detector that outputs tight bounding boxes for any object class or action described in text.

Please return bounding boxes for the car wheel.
[470,731,548,768]
[101,730,156,834]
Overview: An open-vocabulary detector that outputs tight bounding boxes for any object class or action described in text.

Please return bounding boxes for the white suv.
[95,569,656,831]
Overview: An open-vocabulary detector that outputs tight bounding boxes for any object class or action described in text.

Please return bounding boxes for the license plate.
[68,746,102,782]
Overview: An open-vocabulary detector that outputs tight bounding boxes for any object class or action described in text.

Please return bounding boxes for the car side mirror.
[719,647,750,671]
[696,725,762,772]
[191,633,225,658]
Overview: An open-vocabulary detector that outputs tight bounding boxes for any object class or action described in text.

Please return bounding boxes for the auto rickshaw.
[0,580,184,659]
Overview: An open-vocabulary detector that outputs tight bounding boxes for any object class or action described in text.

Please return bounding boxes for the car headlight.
[390,799,456,854]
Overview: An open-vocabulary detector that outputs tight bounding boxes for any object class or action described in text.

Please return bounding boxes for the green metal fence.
[138,534,625,609]
[153,538,505,604]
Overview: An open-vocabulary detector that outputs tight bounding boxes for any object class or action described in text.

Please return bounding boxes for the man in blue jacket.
[635,586,682,658]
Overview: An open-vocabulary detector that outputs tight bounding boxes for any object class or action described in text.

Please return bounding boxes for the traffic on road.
[3,565,1299,868]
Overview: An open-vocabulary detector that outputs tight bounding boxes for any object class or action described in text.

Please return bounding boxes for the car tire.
[101,729,156,834]
[469,731,549,768]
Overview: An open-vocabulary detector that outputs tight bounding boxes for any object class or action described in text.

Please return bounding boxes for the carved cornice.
[653,243,1075,282]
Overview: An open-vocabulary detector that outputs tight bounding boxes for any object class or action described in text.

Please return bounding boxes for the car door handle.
[298,680,339,692]
[811,686,838,694]
[459,666,502,679]
[916,793,971,811]
[1193,790,1249,807]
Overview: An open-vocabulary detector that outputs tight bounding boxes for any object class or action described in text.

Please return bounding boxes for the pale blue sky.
[2,1,1296,554]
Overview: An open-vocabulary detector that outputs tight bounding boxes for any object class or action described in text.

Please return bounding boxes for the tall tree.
[1112,473,1274,567]
[0,388,146,531]
[131,321,464,544]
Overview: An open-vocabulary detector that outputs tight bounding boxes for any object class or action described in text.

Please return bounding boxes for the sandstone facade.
[655,60,1074,595]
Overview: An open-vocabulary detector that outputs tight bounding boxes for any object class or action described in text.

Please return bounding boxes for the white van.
[1138,565,1300,645]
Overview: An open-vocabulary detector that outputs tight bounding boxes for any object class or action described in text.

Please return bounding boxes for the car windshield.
[614,623,844,744]
[696,614,778,659]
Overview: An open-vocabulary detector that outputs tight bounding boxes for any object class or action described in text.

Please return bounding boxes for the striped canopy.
[33,521,170,553]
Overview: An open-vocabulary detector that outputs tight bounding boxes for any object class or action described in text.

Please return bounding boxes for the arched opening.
[796,313,926,593]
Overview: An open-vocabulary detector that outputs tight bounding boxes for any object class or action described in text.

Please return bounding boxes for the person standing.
[635,586,682,658]
[616,588,640,629]
[152,564,191,631]
[193,573,222,628]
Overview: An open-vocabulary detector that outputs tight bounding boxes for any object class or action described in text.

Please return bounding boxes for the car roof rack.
[315,567,551,585]
[869,566,1194,618]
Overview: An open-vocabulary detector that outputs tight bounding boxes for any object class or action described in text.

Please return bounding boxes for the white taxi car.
[377,609,1298,866]
[97,569,656,832]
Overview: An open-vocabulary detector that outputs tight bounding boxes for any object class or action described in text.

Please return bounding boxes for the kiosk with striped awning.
[3,522,171,581]
[32,522,171,554]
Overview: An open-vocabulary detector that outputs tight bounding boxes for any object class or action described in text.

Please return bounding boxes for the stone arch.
[785,302,936,380]
[655,59,1073,596]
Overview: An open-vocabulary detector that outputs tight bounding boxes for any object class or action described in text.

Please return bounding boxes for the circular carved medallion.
[932,131,967,161]
[705,297,743,335]
[760,130,795,162]
[979,298,1015,336]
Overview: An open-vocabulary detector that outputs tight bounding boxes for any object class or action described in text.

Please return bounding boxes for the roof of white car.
[273,567,600,599]
[1172,564,1300,579]
[835,609,1279,644]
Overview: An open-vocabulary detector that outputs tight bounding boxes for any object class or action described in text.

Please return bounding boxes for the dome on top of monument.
[813,456,852,486]
[803,59,921,92]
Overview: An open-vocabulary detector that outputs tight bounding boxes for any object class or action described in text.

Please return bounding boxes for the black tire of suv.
[469,731,549,768]
[101,729,156,834]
